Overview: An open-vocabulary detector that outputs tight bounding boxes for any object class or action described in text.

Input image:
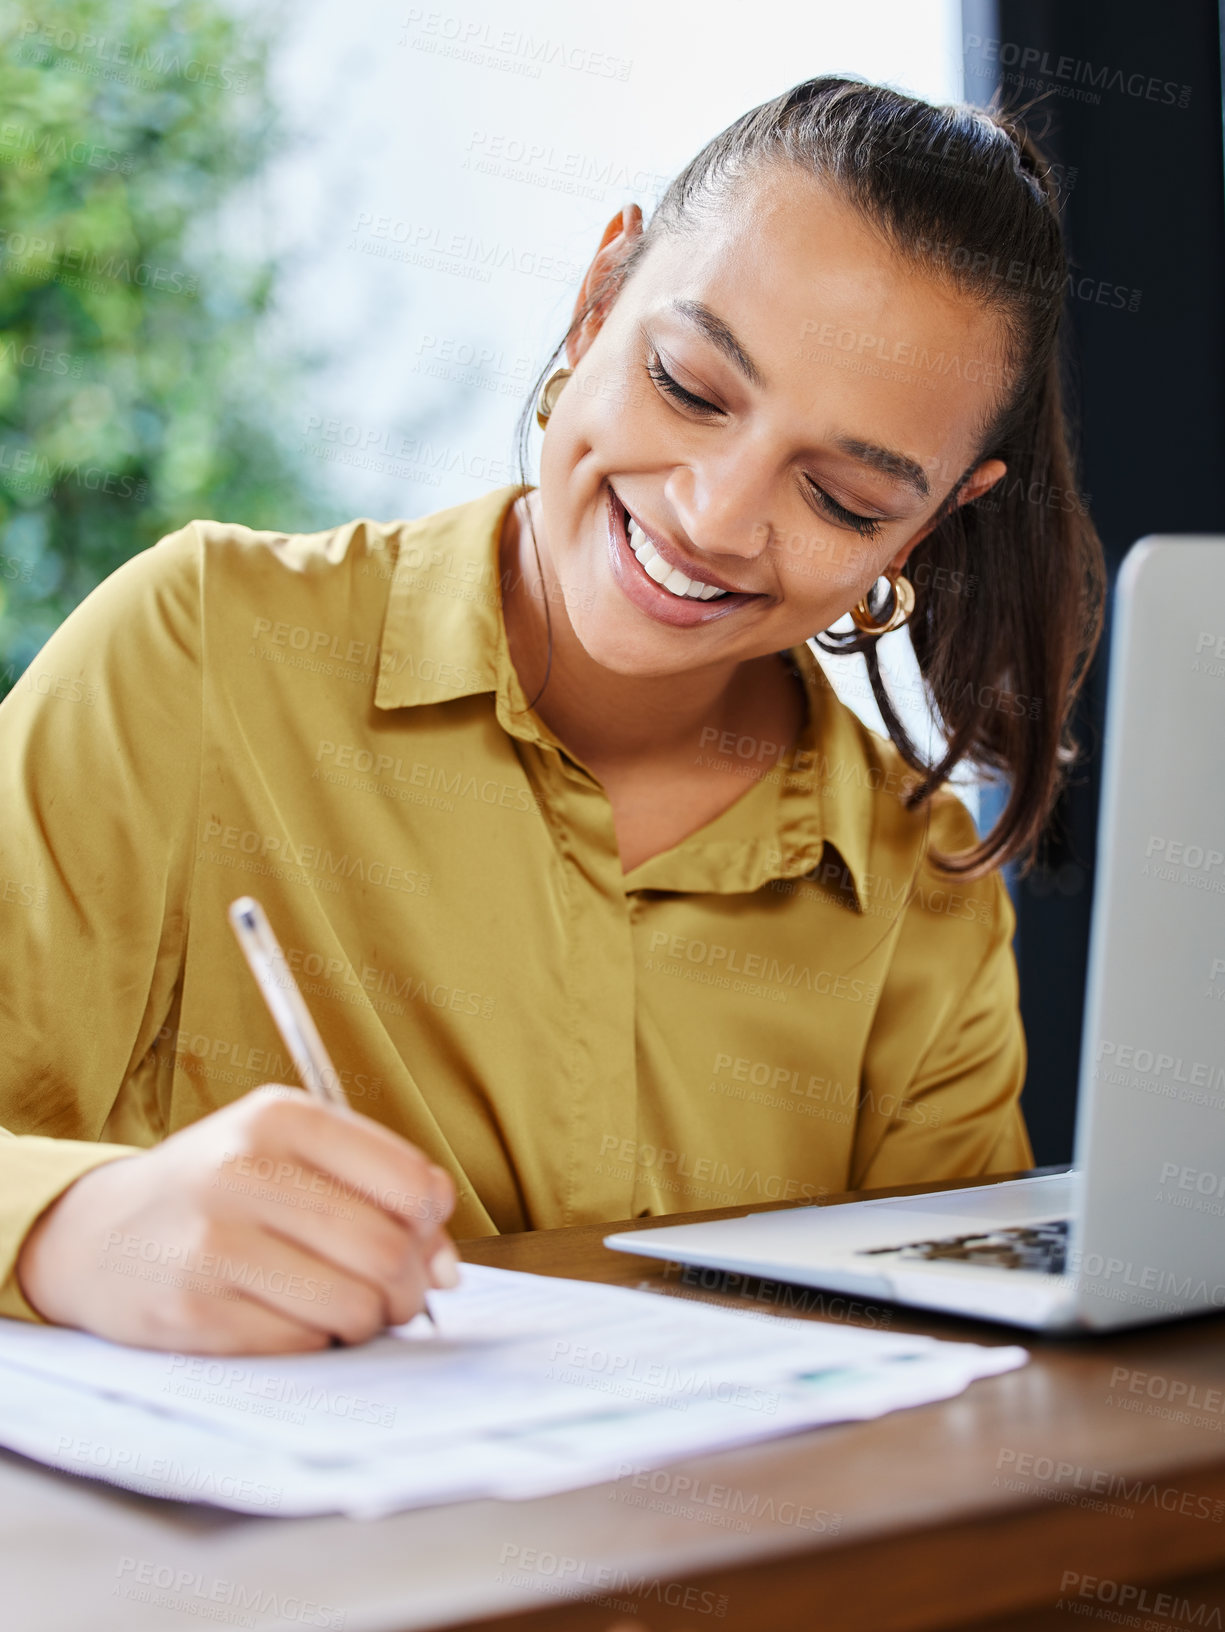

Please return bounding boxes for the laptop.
[606,537,1225,1331]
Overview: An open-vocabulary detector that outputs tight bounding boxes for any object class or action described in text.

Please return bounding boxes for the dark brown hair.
[513,76,1106,878]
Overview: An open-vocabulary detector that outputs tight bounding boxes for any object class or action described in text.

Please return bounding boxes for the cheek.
[772,522,876,605]
[560,329,657,466]
[536,418,616,588]
[537,383,648,549]
[539,370,631,491]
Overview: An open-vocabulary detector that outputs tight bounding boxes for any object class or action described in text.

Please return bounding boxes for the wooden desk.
[6,1175,1225,1632]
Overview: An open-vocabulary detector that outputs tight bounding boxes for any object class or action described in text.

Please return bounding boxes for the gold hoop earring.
[848,571,915,636]
[535,366,574,429]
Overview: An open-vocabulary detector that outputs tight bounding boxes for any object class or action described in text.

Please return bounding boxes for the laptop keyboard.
[855,1218,1070,1275]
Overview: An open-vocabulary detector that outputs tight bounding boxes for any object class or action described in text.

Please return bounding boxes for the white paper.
[0,1263,1026,1516]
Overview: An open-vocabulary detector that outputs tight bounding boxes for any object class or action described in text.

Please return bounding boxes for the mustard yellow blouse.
[0,482,1032,1321]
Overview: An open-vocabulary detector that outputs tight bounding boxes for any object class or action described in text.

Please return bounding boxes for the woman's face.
[534,164,1008,677]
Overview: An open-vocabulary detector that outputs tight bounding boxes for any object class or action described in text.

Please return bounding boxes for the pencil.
[227,895,439,1329]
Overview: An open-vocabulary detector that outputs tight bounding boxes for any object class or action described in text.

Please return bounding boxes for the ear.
[885,457,1007,574]
[566,203,645,367]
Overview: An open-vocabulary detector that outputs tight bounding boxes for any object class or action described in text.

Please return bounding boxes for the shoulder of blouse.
[806,664,1007,936]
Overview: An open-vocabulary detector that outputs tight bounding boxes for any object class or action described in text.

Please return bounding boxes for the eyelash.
[644,352,885,541]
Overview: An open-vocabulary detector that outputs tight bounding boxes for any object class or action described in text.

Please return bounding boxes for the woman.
[0,78,1104,1353]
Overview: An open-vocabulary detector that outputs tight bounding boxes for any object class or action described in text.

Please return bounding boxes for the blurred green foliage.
[0,0,325,693]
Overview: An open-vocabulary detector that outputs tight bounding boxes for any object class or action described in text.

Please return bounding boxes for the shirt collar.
[374,481,876,908]
[374,482,523,712]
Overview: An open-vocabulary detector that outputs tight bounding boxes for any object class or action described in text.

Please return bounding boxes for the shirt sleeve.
[849,794,1035,1193]
[0,524,204,1321]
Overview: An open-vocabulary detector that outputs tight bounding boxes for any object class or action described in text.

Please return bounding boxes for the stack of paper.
[0,1264,1026,1517]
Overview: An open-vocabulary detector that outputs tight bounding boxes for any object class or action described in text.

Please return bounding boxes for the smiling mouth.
[609,489,763,603]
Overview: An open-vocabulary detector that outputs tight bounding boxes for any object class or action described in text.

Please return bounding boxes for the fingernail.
[428,1240,461,1289]
[427,1165,453,1221]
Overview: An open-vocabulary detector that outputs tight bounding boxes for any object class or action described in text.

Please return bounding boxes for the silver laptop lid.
[1073,537,1225,1327]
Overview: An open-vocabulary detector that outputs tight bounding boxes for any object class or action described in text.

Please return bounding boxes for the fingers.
[84,1087,461,1351]
[239,1167,439,1327]
[426,1236,461,1290]
[153,1295,334,1357]
[230,1091,456,1245]
[199,1219,427,1345]
[202,1090,458,1330]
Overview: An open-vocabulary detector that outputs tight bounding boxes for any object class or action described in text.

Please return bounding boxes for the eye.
[645,353,723,416]
[804,479,885,541]
[647,345,886,541]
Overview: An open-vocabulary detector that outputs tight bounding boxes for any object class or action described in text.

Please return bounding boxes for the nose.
[664,447,775,567]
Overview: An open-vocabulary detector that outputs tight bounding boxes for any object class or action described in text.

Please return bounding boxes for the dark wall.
[961,0,1225,1164]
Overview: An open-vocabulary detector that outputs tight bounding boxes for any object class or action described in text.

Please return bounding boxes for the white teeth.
[625,514,729,601]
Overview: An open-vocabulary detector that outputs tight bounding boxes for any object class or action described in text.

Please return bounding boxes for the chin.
[565,596,699,678]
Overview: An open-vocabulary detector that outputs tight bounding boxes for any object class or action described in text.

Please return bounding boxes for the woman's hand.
[14,1085,459,1353]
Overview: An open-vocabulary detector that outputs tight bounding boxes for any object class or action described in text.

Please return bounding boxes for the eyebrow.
[668,299,931,502]
[831,436,931,501]
[670,299,765,389]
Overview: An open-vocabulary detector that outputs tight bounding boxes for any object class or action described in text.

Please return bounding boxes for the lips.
[610,489,764,598]
[603,486,764,629]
